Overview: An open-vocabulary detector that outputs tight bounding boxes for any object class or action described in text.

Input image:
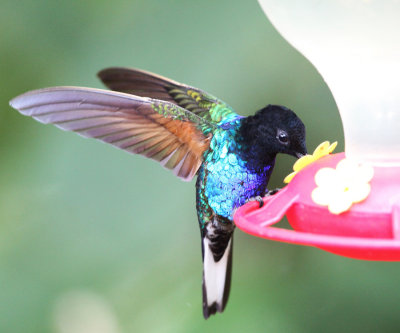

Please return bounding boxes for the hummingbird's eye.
[277,129,289,145]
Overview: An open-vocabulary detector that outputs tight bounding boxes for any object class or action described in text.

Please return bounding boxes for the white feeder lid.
[259,0,400,166]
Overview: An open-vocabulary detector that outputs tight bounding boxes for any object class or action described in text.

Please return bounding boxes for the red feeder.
[234,153,400,261]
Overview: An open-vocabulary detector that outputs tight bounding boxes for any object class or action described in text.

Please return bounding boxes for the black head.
[238,105,307,167]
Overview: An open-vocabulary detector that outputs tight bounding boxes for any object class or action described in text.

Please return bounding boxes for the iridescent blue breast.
[201,120,271,219]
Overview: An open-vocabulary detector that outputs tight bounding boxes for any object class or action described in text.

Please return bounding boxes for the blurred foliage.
[1,1,400,333]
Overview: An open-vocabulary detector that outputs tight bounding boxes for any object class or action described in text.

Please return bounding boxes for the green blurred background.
[1,1,400,332]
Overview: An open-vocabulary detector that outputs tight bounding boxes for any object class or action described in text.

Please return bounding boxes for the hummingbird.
[9,67,307,319]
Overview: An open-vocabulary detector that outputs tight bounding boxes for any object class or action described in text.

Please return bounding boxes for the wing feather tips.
[98,67,185,104]
[9,87,151,113]
[98,67,181,87]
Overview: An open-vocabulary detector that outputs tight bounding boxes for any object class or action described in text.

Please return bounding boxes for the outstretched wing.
[98,67,239,125]
[10,87,215,181]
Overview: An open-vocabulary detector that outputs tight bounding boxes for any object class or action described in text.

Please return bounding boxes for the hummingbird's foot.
[245,196,264,208]
[265,188,281,196]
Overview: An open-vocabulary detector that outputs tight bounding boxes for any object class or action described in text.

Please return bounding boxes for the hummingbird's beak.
[295,144,307,158]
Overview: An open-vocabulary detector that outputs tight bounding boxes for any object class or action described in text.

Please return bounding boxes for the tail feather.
[202,235,233,319]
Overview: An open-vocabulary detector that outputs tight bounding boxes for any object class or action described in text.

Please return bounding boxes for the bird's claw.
[245,189,280,209]
[245,196,264,208]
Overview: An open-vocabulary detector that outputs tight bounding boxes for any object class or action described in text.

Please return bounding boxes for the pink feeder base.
[234,153,400,261]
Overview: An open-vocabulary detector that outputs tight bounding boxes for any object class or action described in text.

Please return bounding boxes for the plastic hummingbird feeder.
[234,0,400,261]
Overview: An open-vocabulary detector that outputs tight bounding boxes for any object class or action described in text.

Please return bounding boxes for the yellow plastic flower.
[311,159,374,214]
[284,141,337,183]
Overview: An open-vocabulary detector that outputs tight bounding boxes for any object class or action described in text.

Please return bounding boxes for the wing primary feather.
[10,86,215,181]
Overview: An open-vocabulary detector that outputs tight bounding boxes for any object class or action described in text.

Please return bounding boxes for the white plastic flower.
[311,159,374,214]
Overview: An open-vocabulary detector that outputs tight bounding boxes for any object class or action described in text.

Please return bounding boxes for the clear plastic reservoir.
[258,0,400,166]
